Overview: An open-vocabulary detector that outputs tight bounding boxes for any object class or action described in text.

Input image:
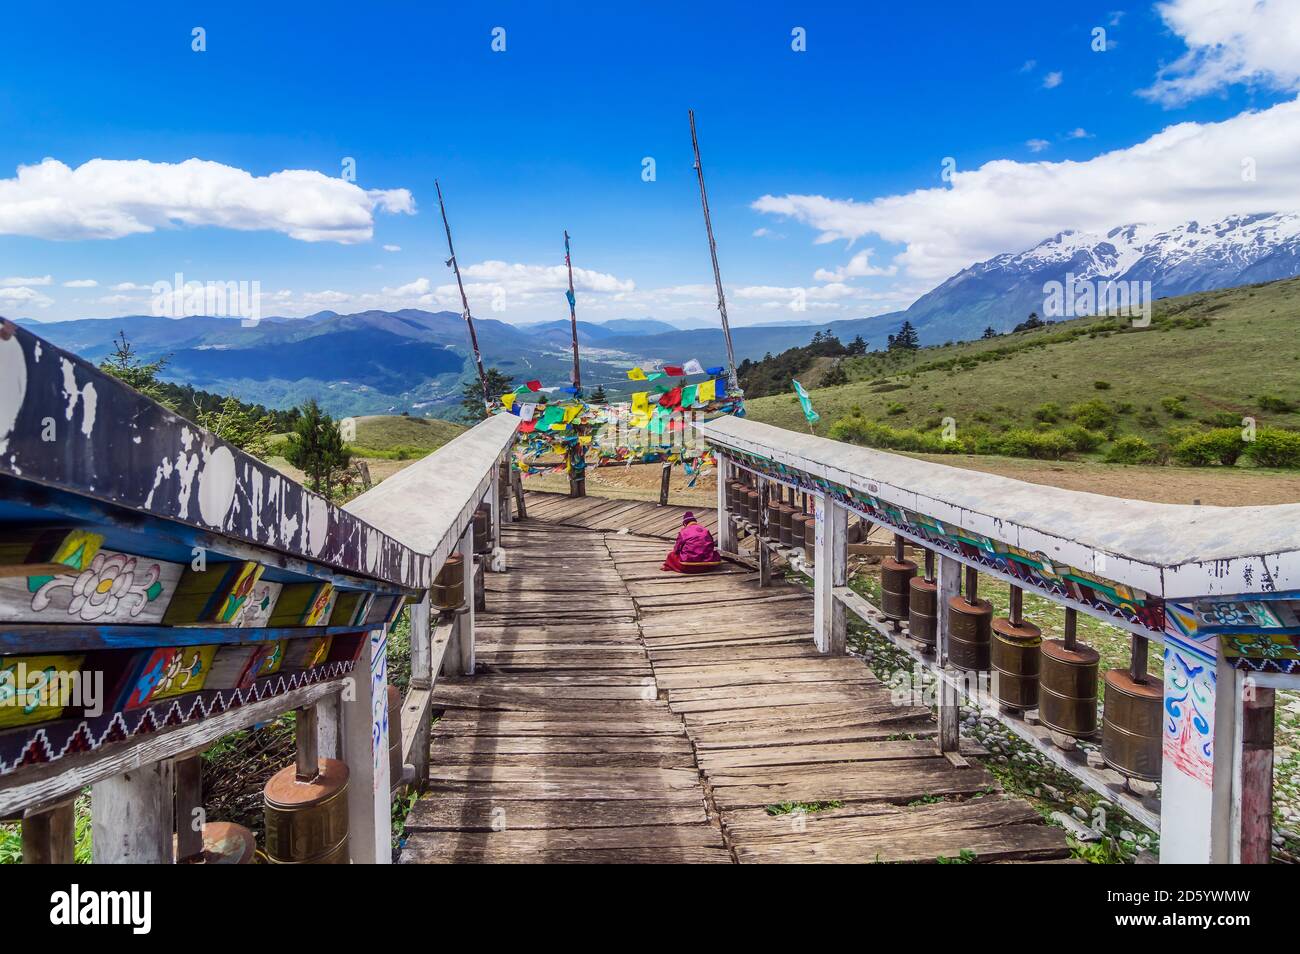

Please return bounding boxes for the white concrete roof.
[700,416,1300,599]
[345,414,518,575]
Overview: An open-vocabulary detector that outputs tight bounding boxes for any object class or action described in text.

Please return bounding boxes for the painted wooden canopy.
[698,415,1300,674]
[0,321,426,787]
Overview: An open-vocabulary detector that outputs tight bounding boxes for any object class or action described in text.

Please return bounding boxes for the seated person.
[662,511,722,573]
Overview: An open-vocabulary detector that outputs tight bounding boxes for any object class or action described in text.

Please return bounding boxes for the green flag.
[792,380,819,425]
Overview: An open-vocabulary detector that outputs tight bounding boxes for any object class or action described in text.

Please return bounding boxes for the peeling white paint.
[58,358,98,437]
[0,334,26,455]
[197,444,237,527]
[305,493,329,556]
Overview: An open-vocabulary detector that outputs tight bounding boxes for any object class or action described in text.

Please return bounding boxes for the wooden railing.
[700,414,1300,864]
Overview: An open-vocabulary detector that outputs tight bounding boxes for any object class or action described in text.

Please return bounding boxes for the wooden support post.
[716,454,737,554]
[341,629,391,864]
[473,557,486,612]
[489,466,505,566]
[757,480,772,587]
[443,525,476,676]
[174,752,204,862]
[409,589,432,689]
[935,554,962,754]
[658,461,672,506]
[296,704,320,780]
[91,760,175,863]
[512,467,528,520]
[813,495,847,654]
[317,692,343,760]
[22,798,75,864]
[1235,680,1276,864]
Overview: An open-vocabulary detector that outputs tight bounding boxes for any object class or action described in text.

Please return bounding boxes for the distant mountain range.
[10,212,1299,417]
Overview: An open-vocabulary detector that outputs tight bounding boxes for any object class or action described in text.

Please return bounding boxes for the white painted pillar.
[443,525,477,676]
[1159,637,1219,863]
[91,759,175,863]
[409,590,432,689]
[935,554,962,753]
[716,455,737,554]
[813,495,846,654]
[342,629,392,864]
[488,468,505,572]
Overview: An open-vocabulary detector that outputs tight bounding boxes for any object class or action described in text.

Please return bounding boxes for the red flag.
[520,418,537,433]
[526,380,542,391]
[659,387,681,407]
[663,365,684,376]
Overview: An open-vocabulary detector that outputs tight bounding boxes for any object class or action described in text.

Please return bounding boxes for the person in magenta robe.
[662,511,722,573]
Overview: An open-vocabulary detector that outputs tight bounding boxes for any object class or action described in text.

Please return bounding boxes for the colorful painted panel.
[0,654,86,729]
[212,562,265,623]
[231,579,282,628]
[124,645,219,709]
[0,549,181,625]
[283,636,333,671]
[1162,640,1216,788]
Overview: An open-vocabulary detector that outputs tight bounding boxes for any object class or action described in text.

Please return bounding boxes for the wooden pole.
[564,231,581,396]
[689,110,740,394]
[435,180,491,412]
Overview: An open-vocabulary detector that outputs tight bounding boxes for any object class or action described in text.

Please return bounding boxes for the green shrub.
[1069,399,1118,433]
[1258,394,1297,413]
[886,401,906,416]
[1201,411,1243,429]
[1172,429,1246,467]
[1093,380,1111,390]
[996,428,1073,460]
[1161,396,1189,419]
[1105,436,1157,464]
[1033,402,1062,424]
[828,417,963,455]
[1246,428,1300,468]
[1060,424,1104,453]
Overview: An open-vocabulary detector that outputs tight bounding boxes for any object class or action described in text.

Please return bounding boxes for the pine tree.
[821,361,849,386]
[284,399,352,496]
[460,368,515,422]
[99,331,176,409]
[847,335,868,355]
[888,320,920,351]
[982,326,998,339]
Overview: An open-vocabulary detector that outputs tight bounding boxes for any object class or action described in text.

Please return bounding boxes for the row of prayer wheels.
[879,535,1162,781]
[725,477,816,556]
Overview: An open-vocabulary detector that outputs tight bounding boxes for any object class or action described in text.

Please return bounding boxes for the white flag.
[682,358,704,375]
[518,403,537,420]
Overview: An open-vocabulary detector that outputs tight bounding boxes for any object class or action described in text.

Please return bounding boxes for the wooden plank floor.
[522,490,718,538]
[401,500,1072,864]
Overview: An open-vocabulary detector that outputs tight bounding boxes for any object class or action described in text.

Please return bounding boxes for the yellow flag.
[562,405,582,423]
[697,379,716,402]
[631,391,649,414]
[626,367,647,381]
[501,393,516,409]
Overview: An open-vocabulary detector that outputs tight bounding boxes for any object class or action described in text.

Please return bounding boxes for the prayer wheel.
[1101,636,1162,780]
[472,505,491,554]
[880,536,916,624]
[175,822,257,864]
[791,512,811,555]
[431,552,465,610]
[947,567,992,671]
[765,498,782,540]
[1039,609,1100,740]
[264,758,349,864]
[803,512,816,560]
[778,504,795,545]
[727,479,744,513]
[744,489,761,524]
[908,577,938,648]
[991,586,1041,711]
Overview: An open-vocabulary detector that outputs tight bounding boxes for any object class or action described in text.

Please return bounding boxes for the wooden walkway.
[400,495,1071,863]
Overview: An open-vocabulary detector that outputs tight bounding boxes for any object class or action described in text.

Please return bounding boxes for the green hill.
[743,277,1300,466]
[348,415,466,457]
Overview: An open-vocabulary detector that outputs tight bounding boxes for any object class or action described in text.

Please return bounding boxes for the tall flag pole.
[563,230,586,498]
[435,179,491,412]
[564,230,582,396]
[689,109,740,395]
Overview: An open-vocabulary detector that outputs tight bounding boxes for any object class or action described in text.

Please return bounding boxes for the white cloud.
[1067,127,1092,139]
[753,96,1300,281]
[0,158,415,243]
[813,249,897,282]
[1026,138,1051,153]
[1042,71,1063,89]
[0,286,53,308]
[1,274,52,286]
[382,244,401,252]
[1143,0,1300,105]
[1020,59,1037,72]
[112,282,150,291]
[62,278,97,287]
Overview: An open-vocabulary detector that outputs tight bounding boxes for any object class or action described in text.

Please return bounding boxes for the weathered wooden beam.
[342,630,391,864]
[91,759,175,864]
[813,496,846,654]
[173,752,204,862]
[21,798,75,864]
[409,590,432,689]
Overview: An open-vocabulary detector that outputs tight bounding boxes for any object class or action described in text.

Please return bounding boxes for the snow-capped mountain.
[899,212,1300,342]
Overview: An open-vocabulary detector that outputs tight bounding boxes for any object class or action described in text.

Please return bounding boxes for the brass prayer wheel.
[947,594,993,670]
[803,513,816,560]
[472,505,491,554]
[778,504,795,545]
[907,577,938,648]
[1039,638,1100,739]
[744,489,761,524]
[880,557,917,622]
[264,758,349,864]
[991,617,1042,710]
[791,512,811,555]
[727,480,744,512]
[765,499,782,540]
[431,552,465,610]
[1102,669,1163,781]
[175,822,257,864]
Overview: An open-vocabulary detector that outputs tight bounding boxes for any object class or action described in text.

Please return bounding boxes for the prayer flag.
[518,403,537,421]
[626,367,647,381]
[663,365,684,376]
[683,359,704,375]
[793,379,819,424]
[646,371,665,381]
[697,379,716,402]
[706,366,724,375]
[681,384,698,407]
[659,386,682,408]
[631,391,650,415]
[501,393,516,410]
[526,380,542,391]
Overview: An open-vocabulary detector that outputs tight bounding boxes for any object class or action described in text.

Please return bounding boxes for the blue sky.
[3,0,1299,325]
